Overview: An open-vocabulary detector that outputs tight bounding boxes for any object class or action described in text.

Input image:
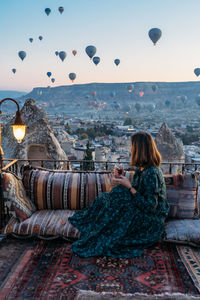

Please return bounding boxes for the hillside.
[18,82,200,105]
[0,90,26,99]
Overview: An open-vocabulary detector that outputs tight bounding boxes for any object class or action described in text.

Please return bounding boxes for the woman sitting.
[69,131,169,258]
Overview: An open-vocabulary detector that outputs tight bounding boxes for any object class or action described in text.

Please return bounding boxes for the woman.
[68,132,169,258]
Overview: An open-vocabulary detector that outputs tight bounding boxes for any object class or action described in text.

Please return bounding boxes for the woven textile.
[23,169,112,210]
[2,210,80,239]
[165,173,199,219]
[1,172,36,221]
[0,239,199,299]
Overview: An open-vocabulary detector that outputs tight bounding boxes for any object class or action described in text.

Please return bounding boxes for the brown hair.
[130,131,161,168]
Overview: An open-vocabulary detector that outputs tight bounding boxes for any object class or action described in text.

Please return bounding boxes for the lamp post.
[0,98,27,169]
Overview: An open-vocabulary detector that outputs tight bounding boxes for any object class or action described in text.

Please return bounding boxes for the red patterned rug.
[0,238,200,299]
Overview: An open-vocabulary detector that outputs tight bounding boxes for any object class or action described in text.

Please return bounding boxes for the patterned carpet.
[0,238,200,299]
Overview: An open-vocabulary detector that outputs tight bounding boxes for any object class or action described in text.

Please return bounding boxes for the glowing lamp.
[0,98,27,168]
[11,110,26,143]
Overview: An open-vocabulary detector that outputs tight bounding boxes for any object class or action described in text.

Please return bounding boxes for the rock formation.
[2,99,69,169]
[155,122,185,173]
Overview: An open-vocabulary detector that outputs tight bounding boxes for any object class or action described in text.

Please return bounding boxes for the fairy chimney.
[2,99,70,169]
[155,122,185,174]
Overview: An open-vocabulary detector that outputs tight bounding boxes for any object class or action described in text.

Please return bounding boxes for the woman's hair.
[130,131,161,167]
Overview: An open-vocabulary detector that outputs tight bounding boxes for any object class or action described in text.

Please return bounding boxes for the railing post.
[169,163,172,174]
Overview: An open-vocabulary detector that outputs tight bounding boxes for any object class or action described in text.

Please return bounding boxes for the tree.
[80,133,88,140]
[65,123,71,133]
[82,141,94,171]
[123,118,132,126]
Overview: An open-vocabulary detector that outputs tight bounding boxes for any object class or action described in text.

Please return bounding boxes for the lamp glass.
[11,124,26,143]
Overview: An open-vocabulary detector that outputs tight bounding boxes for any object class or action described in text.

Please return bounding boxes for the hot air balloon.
[110,91,116,98]
[18,51,26,61]
[29,38,33,43]
[122,104,131,112]
[39,36,43,41]
[59,51,67,61]
[111,101,120,110]
[58,7,64,14]
[85,45,96,59]
[72,50,77,56]
[127,84,134,92]
[181,95,187,103]
[114,59,120,66]
[85,95,90,99]
[152,84,158,93]
[55,51,59,56]
[194,68,200,77]
[93,56,100,65]
[69,73,76,82]
[45,8,51,16]
[147,103,155,112]
[51,78,55,83]
[47,72,52,78]
[196,95,200,106]
[91,91,96,98]
[139,91,144,97]
[148,28,162,45]
[135,103,141,112]
[12,68,16,74]
[165,100,171,107]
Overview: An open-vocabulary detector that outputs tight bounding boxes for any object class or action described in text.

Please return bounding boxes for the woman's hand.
[113,165,124,178]
[112,175,132,189]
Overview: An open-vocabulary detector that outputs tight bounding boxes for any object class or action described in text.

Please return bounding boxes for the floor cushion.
[164,219,200,246]
[2,210,80,239]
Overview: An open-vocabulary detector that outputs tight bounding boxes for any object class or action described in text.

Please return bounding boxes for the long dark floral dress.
[68,166,169,258]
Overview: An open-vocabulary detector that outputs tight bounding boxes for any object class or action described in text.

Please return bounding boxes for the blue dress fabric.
[68,166,169,258]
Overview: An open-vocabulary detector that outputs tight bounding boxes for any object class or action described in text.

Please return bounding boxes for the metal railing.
[1,158,200,175]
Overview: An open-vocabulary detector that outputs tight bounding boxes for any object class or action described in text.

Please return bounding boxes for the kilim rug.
[177,245,200,293]
[0,238,200,299]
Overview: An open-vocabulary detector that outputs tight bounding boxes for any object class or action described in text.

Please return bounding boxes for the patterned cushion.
[1,172,36,222]
[2,210,80,239]
[164,219,200,246]
[21,167,199,219]
[165,174,199,219]
[22,168,112,210]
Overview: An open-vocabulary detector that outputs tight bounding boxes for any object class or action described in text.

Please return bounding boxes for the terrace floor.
[0,236,200,299]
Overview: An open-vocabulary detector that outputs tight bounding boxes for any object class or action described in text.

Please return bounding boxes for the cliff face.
[2,99,68,168]
[155,122,185,174]
[155,122,185,162]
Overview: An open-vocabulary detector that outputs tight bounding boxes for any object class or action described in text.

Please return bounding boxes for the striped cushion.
[22,168,199,219]
[22,169,112,210]
[165,174,199,219]
[1,171,36,222]
[3,210,80,239]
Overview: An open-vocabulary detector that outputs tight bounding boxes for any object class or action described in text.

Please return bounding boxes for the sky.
[1,0,200,92]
